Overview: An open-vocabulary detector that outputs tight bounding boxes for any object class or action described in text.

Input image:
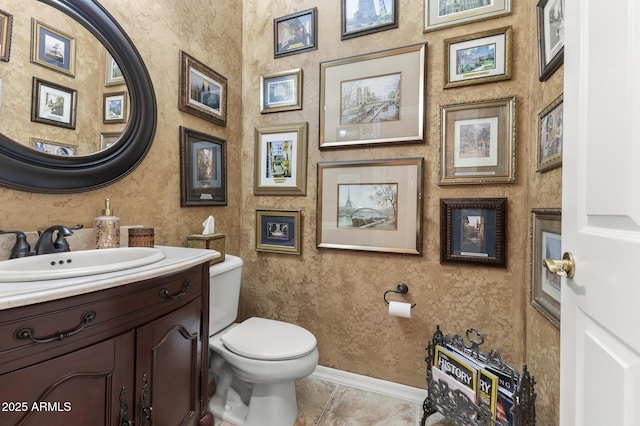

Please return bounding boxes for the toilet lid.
[221,317,317,360]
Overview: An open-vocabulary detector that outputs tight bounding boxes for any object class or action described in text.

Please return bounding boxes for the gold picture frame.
[259,68,302,113]
[0,9,13,62]
[424,0,511,32]
[30,19,76,76]
[254,122,308,196]
[537,93,563,172]
[438,96,517,185]
[317,157,423,254]
[530,208,561,328]
[444,26,512,89]
[320,43,426,148]
[256,209,301,255]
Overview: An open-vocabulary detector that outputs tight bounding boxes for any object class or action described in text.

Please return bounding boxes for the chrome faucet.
[0,224,83,259]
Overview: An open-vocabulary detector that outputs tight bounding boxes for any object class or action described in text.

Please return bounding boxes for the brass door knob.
[543,252,575,278]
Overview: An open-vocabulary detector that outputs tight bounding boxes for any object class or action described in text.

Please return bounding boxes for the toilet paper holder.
[383,283,416,308]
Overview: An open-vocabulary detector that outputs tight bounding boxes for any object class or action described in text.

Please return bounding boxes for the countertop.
[0,246,218,311]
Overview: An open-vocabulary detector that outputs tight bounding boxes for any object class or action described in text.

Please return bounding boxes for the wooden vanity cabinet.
[0,262,213,426]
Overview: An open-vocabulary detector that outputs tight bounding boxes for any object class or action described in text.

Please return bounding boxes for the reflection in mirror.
[0,0,156,193]
[1,0,129,156]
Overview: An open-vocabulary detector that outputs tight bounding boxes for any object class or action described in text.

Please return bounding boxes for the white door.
[561,0,640,424]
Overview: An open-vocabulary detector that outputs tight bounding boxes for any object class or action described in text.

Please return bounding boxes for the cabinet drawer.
[0,265,204,373]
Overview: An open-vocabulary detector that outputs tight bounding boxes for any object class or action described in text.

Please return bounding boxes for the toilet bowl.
[207,256,319,426]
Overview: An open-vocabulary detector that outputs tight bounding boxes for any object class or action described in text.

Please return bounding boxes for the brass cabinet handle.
[159,279,191,301]
[13,310,97,344]
[543,252,576,278]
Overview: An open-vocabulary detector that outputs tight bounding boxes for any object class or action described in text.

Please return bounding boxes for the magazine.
[433,345,477,392]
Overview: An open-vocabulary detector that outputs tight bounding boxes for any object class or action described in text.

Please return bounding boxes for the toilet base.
[209,381,298,426]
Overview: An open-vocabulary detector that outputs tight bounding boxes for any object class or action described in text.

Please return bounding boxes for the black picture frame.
[536,0,565,81]
[274,8,317,58]
[341,0,398,40]
[179,126,227,207]
[440,198,507,267]
[31,77,77,129]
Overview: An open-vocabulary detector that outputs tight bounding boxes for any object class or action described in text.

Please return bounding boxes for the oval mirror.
[0,0,157,193]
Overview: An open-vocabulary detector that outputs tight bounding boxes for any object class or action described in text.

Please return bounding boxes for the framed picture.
[440,198,507,267]
[179,126,227,206]
[31,77,77,129]
[100,132,120,150]
[254,122,308,195]
[260,68,303,113]
[424,0,511,32]
[30,19,76,76]
[530,208,561,328]
[320,43,426,148]
[0,9,13,62]
[317,158,423,255]
[103,92,127,123]
[537,0,565,81]
[104,51,124,86]
[341,0,398,40]
[438,96,517,185]
[444,26,512,89]
[179,50,227,126]
[537,93,563,172]
[30,138,76,156]
[256,210,301,255]
[274,8,317,58]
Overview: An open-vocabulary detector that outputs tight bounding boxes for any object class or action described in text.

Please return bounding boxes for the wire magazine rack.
[421,326,536,426]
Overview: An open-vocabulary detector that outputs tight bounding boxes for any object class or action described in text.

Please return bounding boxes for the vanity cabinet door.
[135,297,203,426]
[0,331,135,426]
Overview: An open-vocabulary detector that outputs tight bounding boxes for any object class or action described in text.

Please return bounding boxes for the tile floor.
[213,375,455,426]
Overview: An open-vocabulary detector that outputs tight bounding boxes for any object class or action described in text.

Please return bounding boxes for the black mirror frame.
[0,0,157,193]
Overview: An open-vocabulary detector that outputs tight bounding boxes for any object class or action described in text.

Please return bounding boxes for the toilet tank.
[208,254,243,336]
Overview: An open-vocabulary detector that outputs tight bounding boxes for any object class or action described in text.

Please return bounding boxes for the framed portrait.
[260,68,303,114]
[317,158,423,255]
[274,8,317,58]
[438,96,517,185]
[537,0,565,81]
[30,19,76,76]
[0,9,13,61]
[444,26,512,89]
[320,43,426,148]
[100,132,120,150]
[530,208,561,328]
[30,138,76,156]
[440,198,507,267]
[103,92,127,123]
[254,122,308,196]
[104,51,124,86]
[179,126,227,207]
[179,50,227,126]
[424,0,511,32]
[31,77,77,129]
[341,0,398,40]
[256,210,301,255]
[537,94,563,172]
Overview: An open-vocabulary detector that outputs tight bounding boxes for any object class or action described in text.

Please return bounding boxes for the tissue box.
[187,233,225,265]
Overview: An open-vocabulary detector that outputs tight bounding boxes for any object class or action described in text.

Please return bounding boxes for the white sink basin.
[0,247,166,282]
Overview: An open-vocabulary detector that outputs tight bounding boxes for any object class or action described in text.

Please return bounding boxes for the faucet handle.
[0,230,34,259]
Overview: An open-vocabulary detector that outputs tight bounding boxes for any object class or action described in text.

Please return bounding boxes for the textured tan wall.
[0,0,243,255]
[0,0,561,422]
[241,0,535,392]
[524,4,563,424]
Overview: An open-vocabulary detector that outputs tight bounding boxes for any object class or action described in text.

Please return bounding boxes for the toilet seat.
[221,317,316,360]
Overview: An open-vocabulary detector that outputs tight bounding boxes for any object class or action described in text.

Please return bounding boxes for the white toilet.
[207,254,319,426]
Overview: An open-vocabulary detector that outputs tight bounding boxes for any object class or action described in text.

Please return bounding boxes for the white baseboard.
[310,365,426,404]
